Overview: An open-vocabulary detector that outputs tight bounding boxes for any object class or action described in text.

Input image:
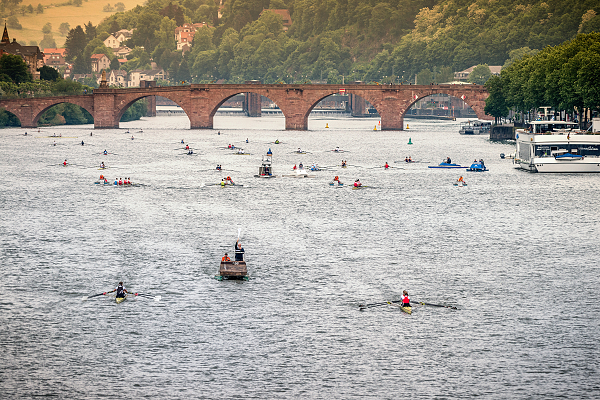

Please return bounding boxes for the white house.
[128,68,166,87]
[109,70,128,87]
[103,34,121,49]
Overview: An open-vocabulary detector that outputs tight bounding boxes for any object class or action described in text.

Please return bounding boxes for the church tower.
[1,23,10,44]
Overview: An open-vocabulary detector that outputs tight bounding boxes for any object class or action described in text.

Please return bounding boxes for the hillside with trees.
[70,0,599,85]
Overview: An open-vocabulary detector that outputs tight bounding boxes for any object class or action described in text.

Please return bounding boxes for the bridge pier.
[284,113,308,130]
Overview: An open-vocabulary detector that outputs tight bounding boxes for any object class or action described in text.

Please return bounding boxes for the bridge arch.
[113,92,194,128]
[32,100,95,126]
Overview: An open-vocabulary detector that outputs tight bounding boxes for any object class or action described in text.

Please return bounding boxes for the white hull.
[530,158,600,173]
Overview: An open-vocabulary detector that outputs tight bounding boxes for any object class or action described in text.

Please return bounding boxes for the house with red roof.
[90,54,110,72]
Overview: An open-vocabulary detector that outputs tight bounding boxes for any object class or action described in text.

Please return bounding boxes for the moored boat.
[515,121,600,172]
[459,120,491,135]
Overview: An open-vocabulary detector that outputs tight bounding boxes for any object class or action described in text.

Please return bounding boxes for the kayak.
[428,162,463,169]
[116,295,127,304]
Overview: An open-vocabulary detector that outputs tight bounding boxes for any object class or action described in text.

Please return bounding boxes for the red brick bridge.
[0,83,490,130]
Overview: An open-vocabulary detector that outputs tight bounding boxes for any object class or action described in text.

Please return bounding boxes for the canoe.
[116,295,127,304]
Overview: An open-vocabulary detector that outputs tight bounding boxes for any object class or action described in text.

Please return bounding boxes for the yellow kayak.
[116,295,127,304]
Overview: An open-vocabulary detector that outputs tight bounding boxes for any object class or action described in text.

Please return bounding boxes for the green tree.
[468,64,492,85]
[0,54,32,84]
[73,0,82,6]
[27,4,33,13]
[42,23,52,34]
[64,26,87,62]
[115,2,125,12]
[7,16,22,30]
[59,23,70,36]
[109,57,121,70]
[39,34,57,50]
[84,22,97,41]
[416,68,432,84]
[484,75,508,123]
[36,3,43,13]
[38,65,60,81]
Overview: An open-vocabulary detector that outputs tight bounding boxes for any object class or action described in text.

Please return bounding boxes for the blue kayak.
[428,162,463,169]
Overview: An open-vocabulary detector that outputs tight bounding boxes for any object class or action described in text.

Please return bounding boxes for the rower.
[235,239,245,261]
[458,176,464,183]
[275,139,279,144]
[131,136,134,140]
[446,157,451,164]
[335,147,340,152]
[118,178,123,186]
[267,148,272,156]
[341,160,346,167]
[185,145,189,150]
[246,138,248,143]
[221,253,230,262]
[405,157,409,162]
[401,290,411,307]
[104,178,108,184]
[81,140,85,146]
[100,162,105,168]
[216,165,221,170]
[293,164,297,170]
[103,150,108,155]
[106,282,128,299]
[299,162,303,169]
[188,149,193,154]
[114,178,118,185]
[63,159,67,166]
[181,139,184,144]
[99,174,104,180]
[354,179,361,187]
[384,162,389,169]
[297,148,302,153]
[408,156,412,162]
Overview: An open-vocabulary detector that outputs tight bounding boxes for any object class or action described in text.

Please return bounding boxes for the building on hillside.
[43,48,67,70]
[128,68,166,87]
[91,54,110,72]
[181,43,192,55]
[114,46,132,58]
[72,73,102,85]
[454,65,502,81]
[103,34,121,49]
[0,23,44,79]
[259,9,292,31]
[115,29,134,43]
[117,58,128,67]
[174,23,210,50]
[108,70,128,87]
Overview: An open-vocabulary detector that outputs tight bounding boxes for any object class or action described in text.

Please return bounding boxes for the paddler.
[401,290,411,307]
[221,253,230,262]
[234,239,245,261]
[106,282,128,299]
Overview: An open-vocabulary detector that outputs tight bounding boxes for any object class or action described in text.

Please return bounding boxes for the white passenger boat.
[515,121,600,172]
[459,120,491,135]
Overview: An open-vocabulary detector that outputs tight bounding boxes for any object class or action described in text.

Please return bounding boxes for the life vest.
[221,255,230,262]
[99,175,104,180]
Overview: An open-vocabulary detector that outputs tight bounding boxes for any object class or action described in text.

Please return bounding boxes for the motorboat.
[515,121,600,172]
[459,120,491,135]
[254,153,275,178]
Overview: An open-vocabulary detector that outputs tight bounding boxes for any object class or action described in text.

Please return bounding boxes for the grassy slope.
[12,0,145,48]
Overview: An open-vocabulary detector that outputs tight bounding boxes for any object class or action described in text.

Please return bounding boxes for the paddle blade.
[237,228,241,238]
[154,295,161,302]
[82,296,88,301]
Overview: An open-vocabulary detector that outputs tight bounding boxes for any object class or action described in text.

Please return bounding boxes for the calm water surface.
[1,115,599,399]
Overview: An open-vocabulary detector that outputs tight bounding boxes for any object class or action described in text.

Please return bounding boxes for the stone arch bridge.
[0,83,490,130]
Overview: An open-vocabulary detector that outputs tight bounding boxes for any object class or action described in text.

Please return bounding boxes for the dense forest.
[71,0,600,85]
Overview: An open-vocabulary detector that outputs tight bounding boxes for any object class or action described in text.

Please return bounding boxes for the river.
[1,115,599,399]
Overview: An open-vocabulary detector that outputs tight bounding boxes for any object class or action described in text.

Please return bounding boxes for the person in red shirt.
[401,290,411,307]
[384,162,389,169]
[118,178,122,185]
[63,159,67,166]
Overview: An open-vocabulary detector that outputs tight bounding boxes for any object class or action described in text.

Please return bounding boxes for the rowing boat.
[116,295,127,304]
[391,303,412,314]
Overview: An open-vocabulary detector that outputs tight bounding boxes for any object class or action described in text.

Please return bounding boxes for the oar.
[82,292,106,301]
[134,293,161,301]
[359,300,401,310]
[415,301,457,310]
